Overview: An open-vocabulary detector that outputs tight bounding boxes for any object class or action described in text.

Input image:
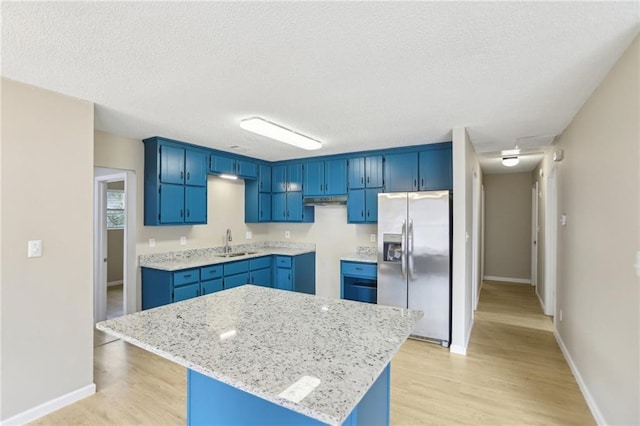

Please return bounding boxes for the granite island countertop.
[96,285,422,425]
[139,241,315,271]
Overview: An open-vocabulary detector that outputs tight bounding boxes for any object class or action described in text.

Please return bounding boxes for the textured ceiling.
[2,2,638,173]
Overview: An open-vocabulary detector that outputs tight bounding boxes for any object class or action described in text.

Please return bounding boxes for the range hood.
[303,196,348,206]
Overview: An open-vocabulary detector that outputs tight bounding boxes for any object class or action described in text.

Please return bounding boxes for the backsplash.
[356,246,377,256]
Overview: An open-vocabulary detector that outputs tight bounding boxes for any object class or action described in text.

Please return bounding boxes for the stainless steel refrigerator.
[377,191,451,347]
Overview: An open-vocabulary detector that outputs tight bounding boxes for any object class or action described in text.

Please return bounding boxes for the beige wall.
[483,173,532,281]
[549,36,639,424]
[94,130,373,298]
[451,127,479,354]
[1,79,94,420]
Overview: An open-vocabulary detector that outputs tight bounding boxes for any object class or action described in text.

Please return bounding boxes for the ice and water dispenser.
[382,233,403,263]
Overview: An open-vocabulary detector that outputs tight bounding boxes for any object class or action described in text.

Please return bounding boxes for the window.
[107,190,125,229]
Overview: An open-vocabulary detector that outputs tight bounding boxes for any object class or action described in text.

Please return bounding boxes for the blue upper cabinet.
[287,163,303,192]
[258,164,271,192]
[348,156,383,189]
[160,145,186,184]
[419,147,452,191]
[144,137,208,226]
[303,159,347,196]
[384,152,418,192]
[347,187,381,224]
[185,150,208,186]
[245,164,272,223]
[272,165,287,193]
[210,154,258,179]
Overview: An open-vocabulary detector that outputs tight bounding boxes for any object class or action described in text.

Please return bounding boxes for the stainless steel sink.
[215,251,258,258]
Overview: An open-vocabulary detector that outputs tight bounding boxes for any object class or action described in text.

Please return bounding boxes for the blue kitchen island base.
[187,364,391,426]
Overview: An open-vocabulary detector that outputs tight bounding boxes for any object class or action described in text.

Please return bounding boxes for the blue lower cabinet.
[341,261,378,304]
[201,279,223,295]
[275,267,292,291]
[273,253,316,294]
[250,268,272,287]
[174,283,200,302]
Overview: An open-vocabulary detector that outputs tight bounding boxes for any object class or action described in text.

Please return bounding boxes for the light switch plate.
[285,231,291,239]
[28,240,42,258]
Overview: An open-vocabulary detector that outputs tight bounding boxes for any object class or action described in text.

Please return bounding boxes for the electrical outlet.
[149,238,156,248]
[370,234,376,243]
[180,236,187,245]
[246,231,252,240]
[285,230,291,239]
[28,240,42,258]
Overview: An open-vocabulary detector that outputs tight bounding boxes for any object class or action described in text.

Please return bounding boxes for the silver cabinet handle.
[408,219,414,279]
[401,219,407,279]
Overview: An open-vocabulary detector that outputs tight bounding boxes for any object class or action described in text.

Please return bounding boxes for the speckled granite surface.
[340,246,377,263]
[139,241,315,271]
[96,285,421,425]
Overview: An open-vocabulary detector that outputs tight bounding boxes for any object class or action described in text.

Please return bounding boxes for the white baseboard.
[553,330,605,425]
[483,275,531,285]
[107,280,123,287]
[450,319,474,356]
[1,383,96,426]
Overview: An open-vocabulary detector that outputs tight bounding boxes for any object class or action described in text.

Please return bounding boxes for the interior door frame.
[471,169,480,311]
[544,167,558,317]
[531,182,539,288]
[94,168,137,323]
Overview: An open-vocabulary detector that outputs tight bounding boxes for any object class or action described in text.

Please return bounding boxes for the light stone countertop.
[340,246,377,264]
[139,241,315,271]
[97,285,422,425]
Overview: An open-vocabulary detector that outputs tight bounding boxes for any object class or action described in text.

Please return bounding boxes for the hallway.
[31,281,594,425]
[391,281,594,424]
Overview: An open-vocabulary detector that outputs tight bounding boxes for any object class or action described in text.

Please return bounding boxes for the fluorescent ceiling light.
[240,117,322,150]
[219,174,238,180]
[502,156,520,167]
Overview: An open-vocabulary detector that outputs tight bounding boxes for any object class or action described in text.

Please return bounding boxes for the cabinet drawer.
[275,256,292,268]
[344,282,377,304]
[224,260,249,276]
[342,262,377,278]
[201,264,223,279]
[250,256,271,270]
[173,269,200,286]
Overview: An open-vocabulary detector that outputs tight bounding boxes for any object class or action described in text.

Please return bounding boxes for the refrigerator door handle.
[401,219,407,278]
[408,219,414,279]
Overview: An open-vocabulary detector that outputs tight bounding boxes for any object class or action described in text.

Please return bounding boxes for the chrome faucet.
[225,228,232,253]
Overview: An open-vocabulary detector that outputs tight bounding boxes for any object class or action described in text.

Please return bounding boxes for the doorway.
[94,168,137,324]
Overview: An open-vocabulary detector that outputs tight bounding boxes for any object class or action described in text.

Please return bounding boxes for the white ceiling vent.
[228,145,251,153]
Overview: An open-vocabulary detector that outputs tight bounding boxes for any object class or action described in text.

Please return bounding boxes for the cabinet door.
[174,283,200,302]
[287,163,303,192]
[275,267,292,291]
[236,160,258,179]
[366,156,384,188]
[384,152,418,192]
[185,186,207,223]
[160,145,185,184]
[419,148,453,191]
[271,192,287,221]
[160,184,185,223]
[210,155,236,175]
[224,273,250,289]
[250,268,272,287]
[201,279,223,295]
[348,157,365,190]
[258,164,271,192]
[272,165,287,193]
[259,193,271,222]
[286,192,302,221]
[303,161,324,196]
[347,189,365,223]
[365,188,382,222]
[325,159,347,195]
[185,150,207,186]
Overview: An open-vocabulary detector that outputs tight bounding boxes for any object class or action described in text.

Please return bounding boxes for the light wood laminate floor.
[31,282,594,425]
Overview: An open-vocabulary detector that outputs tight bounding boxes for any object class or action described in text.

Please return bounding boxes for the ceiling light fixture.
[240,117,322,150]
[501,156,520,167]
